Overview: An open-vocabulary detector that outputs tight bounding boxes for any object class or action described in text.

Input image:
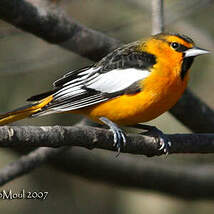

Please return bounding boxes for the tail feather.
[0,95,53,125]
[27,89,57,102]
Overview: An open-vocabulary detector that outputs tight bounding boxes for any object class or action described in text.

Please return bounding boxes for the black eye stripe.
[156,38,190,52]
[170,42,189,52]
[176,44,189,52]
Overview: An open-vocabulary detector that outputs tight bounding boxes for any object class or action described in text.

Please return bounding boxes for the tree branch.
[0,0,120,61]
[1,144,214,200]
[0,126,214,155]
[0,147,65,186]
[53,147,214,200]
[170,90,214,133]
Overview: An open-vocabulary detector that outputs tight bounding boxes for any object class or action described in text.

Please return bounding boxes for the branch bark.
[0,126,214,155]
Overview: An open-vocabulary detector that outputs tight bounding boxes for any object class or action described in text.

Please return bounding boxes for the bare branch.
[151,0,164,34]
[0,0,120,61]
[53,148,214,200]
[0,126,214,155]
[0,147,65,186]
[2,145,214,200]
[170,90,214,133]
[0,124,214,189]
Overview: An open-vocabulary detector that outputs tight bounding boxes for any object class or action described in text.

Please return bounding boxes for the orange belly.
[77,70,189,125]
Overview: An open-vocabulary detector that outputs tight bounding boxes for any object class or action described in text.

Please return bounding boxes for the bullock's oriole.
[0,33,209,154]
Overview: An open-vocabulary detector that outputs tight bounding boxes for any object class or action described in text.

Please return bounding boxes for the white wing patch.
[86,68,150,93]
[41,67,150,113]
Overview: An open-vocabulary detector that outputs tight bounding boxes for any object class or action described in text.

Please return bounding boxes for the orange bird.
[0,33,209,154]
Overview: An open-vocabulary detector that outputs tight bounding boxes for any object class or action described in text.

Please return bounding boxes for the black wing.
[31,41,156,115]
[95,41,156,72]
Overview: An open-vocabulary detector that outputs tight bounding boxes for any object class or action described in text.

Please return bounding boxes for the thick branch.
[170,90,214,133]
[0,124,213,199]
[0,126,214,156]
[0,0,120,61]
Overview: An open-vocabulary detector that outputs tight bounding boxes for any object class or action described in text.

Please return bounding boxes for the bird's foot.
[131,124,171,155]
[99,117,126,156]
[111,126,126,156]
[153,128,171,155]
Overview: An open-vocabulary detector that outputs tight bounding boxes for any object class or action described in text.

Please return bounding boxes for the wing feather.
[53,66,93,87]
[35,44,156,114]
[41,67,149,113]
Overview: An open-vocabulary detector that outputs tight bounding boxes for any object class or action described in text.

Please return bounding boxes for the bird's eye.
[171,42,180,50]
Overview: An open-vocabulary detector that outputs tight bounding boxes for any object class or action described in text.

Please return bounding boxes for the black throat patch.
[180,57,194,80]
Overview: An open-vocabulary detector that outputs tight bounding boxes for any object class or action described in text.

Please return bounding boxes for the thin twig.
[152,0,164,34]
[124,0,212,28]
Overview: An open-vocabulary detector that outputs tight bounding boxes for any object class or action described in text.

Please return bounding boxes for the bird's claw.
[111,127,126,156]
[157,133,171,155]
[99,117,127,156]
[141,126,171,155]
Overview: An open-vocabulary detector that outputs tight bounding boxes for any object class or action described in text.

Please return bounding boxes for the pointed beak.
[184,47,210,58]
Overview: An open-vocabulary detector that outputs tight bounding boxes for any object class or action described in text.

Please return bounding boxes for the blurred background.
[0,0,214,213]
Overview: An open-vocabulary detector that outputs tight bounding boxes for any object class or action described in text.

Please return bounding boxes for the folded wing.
[31,42,156,115]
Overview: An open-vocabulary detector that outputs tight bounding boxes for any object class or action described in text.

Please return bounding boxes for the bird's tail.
[0,95,53,125]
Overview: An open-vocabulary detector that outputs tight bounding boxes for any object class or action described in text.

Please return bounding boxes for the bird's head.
[138,33,209,79]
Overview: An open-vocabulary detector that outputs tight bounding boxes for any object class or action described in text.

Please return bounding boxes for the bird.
[0,33,209,154]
